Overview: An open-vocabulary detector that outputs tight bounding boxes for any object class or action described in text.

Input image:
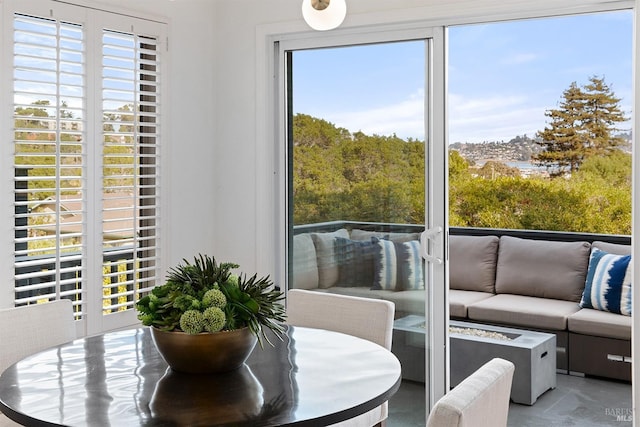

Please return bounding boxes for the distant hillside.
[450,135,542,164]
[450,132,632,165]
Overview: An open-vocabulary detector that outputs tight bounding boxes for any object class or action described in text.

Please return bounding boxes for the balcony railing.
[293,220,631,246]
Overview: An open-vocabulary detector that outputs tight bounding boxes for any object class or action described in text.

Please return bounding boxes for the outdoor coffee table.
[393,315,556,405]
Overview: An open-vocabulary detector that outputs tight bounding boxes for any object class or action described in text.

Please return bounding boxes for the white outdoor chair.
[427,357,515,427]
[286,289,395,427]
[0,299,76,427]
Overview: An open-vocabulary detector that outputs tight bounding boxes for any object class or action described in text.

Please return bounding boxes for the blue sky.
[293,10,633,144]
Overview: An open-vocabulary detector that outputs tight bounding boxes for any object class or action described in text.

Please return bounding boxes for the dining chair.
[0,299,76,427]
[426,357,515,427]
[286,289,395,427]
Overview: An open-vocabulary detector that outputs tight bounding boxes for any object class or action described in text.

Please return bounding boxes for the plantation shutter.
[10,0,165,333]
[13,13,86,312]
[101,29,160,315]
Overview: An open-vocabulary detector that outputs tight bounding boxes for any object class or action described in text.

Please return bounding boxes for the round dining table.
[0,325,401,426]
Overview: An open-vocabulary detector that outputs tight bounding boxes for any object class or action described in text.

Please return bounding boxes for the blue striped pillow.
[580,248,632,316]
[372,239,424,291]
[399,240,424,290]
[372,239,398,290]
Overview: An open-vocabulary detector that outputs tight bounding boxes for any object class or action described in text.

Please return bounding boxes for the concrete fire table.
[393,315,556,405]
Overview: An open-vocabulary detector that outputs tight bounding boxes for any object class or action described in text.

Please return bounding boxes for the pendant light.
[301,0,347,31]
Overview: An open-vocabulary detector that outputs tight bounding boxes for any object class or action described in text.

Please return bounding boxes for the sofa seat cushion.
[568,308,631,340]
[495,236,591,302]
[322,287,425,316]
[323,286,386,299]
[449,290,495,318]
[467,294,581,330]
[381,289,425,315]
[449,235,499,293]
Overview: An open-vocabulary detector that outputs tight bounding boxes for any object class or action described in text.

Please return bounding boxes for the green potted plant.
[136,254,286,373]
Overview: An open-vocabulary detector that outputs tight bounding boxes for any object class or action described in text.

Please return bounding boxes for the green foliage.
[448,155,631,234]
[534,76,628,176]
[180,310,204,334]
[449,151,470,179]
[135,254,286,346]
[202,307,226,332]
[202,288,227,308]
[475,161,520,179]
[293,113,631,235]
[293,113,425,225]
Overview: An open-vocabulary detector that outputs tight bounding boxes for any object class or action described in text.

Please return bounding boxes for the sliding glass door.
[279,28,447,423]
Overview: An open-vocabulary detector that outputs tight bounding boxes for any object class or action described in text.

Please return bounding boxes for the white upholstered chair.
[0,299,76,427]
[286,289,395,427]
[427,357,515,427]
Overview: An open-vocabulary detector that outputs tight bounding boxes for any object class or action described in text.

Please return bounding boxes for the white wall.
[92,0,219,269]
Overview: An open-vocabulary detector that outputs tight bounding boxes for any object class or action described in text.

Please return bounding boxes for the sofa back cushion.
[291,233,319,290]
[449,235,499,293]
[592,241,631,256]
[311,229,350,288]
[350,228,421,243]
[495,236,591,302]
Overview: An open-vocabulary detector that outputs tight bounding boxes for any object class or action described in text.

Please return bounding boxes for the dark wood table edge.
[0,327,403,427]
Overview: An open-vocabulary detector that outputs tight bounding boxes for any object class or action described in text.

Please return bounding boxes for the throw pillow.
[372,239,398,290]
[372,239,425,291]
[310,229,349,288]
[398,240,424,290]
[334,237,378,286]
[580,248,632,316]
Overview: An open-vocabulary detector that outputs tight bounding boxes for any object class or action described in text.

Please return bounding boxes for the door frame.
[273,26,449,413]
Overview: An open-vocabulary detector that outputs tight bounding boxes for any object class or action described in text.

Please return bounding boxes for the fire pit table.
[393,315,556,405]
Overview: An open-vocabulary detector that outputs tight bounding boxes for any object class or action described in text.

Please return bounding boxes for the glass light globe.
[301,0,347,31]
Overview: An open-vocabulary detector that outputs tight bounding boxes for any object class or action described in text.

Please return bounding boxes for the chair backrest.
[0,299,76,372]
[427,358,515,427]
[286,289,395,350]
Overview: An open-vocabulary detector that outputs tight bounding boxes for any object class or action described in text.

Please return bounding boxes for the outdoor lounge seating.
[291,223,632,382]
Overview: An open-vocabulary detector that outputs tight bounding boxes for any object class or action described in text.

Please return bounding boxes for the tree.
[533,76,627,176]
[475,161,520,179]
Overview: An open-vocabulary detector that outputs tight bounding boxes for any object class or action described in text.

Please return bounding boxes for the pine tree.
[533,76,627,176]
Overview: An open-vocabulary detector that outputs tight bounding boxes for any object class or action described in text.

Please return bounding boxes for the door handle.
[420,227,443,265]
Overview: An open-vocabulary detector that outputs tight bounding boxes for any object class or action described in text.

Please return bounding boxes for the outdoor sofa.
[291,223,632,382]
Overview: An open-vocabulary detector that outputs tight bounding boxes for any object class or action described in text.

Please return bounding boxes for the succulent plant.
[136,254,286,346]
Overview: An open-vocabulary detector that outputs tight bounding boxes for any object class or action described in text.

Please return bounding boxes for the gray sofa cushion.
[310,228,349,288]
[467,294,581,330]
[449,289,495,318]
[568,308,632,340]
[291,233,319,290]
[495,236,591,302]
[450,235,499,293]
[350,228,421,243]
[592,241,631,255]
[322,287,425,316]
